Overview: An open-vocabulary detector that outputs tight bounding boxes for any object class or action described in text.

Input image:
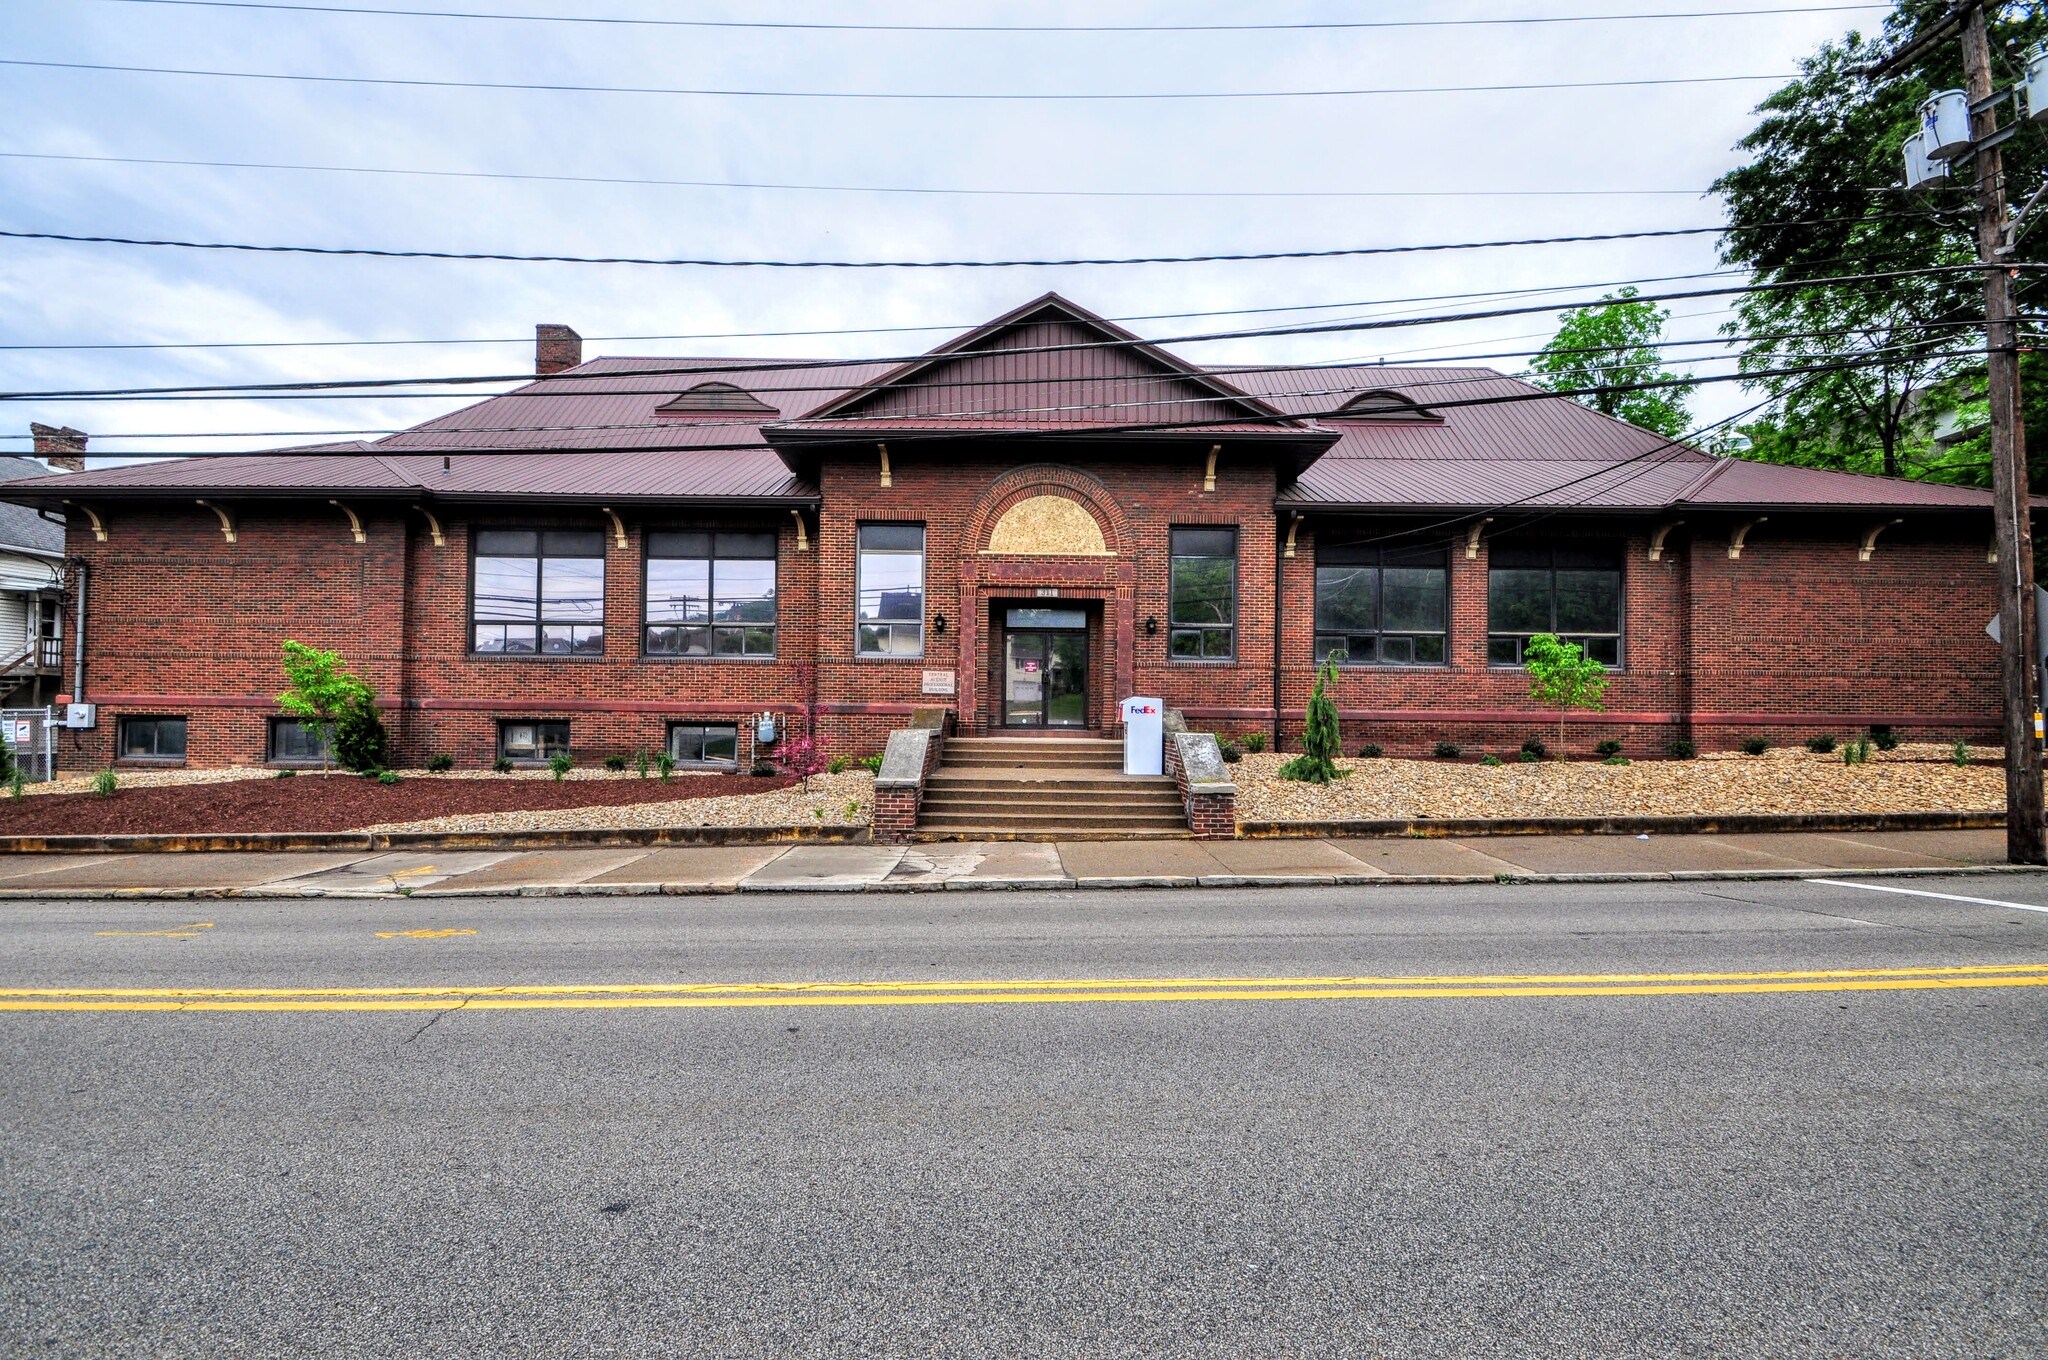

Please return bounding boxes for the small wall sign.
[921,670,957,695]
[1033,587,1061,597]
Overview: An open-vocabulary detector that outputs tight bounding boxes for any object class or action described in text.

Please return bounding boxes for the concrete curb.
[0,824,871,855]
[3,863,2041,900]
[0,809,2008,856]
[1238,810,2006,839]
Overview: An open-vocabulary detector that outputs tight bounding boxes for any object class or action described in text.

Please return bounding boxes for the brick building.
[0,293,2017,773]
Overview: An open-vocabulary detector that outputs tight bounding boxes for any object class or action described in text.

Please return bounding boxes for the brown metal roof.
[0,294,2005,516]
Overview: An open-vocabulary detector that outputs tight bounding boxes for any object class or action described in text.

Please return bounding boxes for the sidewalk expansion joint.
[0,863,2043,901]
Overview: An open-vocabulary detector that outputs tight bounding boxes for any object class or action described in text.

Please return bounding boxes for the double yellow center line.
[5,962,2048,1012]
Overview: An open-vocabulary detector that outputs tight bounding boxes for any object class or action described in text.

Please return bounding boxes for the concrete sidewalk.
[0,829,2033,898]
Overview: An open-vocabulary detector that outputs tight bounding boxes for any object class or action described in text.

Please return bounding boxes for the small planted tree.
[1279,658,1344,784]
[1522,633,1608,758]
[276,640,373,772]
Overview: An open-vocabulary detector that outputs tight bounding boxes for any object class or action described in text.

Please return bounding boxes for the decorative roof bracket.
[1728,516,1766,560]
[600,506,627,550]
[790,508,810,552]
[1465,517,1493,560]
[1649,519,1683,562]
[1283,512,1302,559]
[328,499,365,544]
[412,506,445,547]
[878,442,892,489]
[1858,518,1903,562]
[195,499,236,543]
[1203,443,1220,493]
[63,500,106,542]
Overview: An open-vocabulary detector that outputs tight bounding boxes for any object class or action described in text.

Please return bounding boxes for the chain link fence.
[0,708,58,783]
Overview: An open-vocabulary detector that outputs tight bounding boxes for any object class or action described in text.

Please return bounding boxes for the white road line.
[1805,879,2048,914]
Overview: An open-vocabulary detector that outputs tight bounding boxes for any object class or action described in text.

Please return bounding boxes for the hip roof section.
[0,292,2004,515]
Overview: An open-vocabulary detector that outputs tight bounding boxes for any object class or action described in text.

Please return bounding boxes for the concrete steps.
[938,736,1125,770]
[918,737,1187,838]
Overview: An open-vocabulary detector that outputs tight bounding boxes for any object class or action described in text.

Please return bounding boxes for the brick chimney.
[535,324,582,376]
[30,422,86,472]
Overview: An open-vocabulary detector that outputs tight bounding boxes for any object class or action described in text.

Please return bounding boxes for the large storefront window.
[1169,527,1237,660]
[472,529,606,655]
[1314,542,1449,665]
[1487,541,1622,666]
[856,524,925,657]
[644,531,777,657]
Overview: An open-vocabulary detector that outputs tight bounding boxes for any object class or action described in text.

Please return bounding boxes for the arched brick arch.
[962,464,1133,560]
[953,464,1139,732]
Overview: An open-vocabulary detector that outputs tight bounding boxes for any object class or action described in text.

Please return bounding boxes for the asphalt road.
[4,876,2047,1358]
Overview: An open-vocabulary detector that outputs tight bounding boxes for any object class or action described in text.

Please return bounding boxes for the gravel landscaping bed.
[1234,743,2007,822]
[361,772,874,834]
[0,769,834,836]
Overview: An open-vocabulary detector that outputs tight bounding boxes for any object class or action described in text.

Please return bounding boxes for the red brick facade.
[50,457,2004,773]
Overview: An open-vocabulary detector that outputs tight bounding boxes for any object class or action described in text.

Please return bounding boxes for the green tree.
[1279,658,1344,784]
[1523,634,1609,756]
[1527,287,1696,438]
[275,640,371,772]
[1713,4,2048,485]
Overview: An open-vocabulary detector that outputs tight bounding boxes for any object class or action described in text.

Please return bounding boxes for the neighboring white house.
[0,455,66,707]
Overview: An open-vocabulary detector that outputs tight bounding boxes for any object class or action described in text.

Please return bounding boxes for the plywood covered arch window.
[985,494,1113,556]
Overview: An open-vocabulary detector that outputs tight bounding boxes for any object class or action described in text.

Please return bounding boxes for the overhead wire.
[0,57,1795,102]
[0,201,1973,272]
[19,350,1984,457]
[3,261,2019,401]
[85,0,1893,33]
[9,313,2005,444]
[0,151,1721,202]
[0,266,1776,353]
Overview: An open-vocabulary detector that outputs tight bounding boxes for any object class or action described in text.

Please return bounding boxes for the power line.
[0,266,1768,353]
[3,262,2012,401]
[0,213,1936,271]
[8,313,2000,442]
[24,351,1980,459]
[0,57,1793,102]
[0,150,1716,203]
[87,0,1891,33]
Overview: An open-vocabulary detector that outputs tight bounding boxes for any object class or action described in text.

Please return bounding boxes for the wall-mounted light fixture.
[932,613,948,635]
[1143,615,1159,636]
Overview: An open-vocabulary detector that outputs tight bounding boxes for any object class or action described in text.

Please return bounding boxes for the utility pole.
[1958,3,2047,863]
[1886,2,2046,863]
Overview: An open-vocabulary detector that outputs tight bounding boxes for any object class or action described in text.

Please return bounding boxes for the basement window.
[267,718,331,765]
[118,715,186,761]
[667,722,739,767]
[499,720,570,762]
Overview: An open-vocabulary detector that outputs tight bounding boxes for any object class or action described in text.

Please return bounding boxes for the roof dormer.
[655,382,779,417]
[1335,389,1442,423]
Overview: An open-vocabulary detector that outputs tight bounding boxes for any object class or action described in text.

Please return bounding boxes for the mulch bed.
[0,773,797,836]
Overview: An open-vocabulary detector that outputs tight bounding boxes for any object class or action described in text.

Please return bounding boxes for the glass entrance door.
[1002,610,1089,728]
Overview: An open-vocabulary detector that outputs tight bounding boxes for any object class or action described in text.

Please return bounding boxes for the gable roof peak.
[787,290,1288,425]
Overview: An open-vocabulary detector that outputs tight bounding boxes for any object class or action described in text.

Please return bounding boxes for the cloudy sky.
[2,0,1889,462]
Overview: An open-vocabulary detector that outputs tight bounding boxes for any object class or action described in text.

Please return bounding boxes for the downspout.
[1272,514,1287,752]
[70,560,87,701]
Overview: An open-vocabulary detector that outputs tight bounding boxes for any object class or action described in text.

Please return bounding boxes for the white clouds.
[0,0,1876,456]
